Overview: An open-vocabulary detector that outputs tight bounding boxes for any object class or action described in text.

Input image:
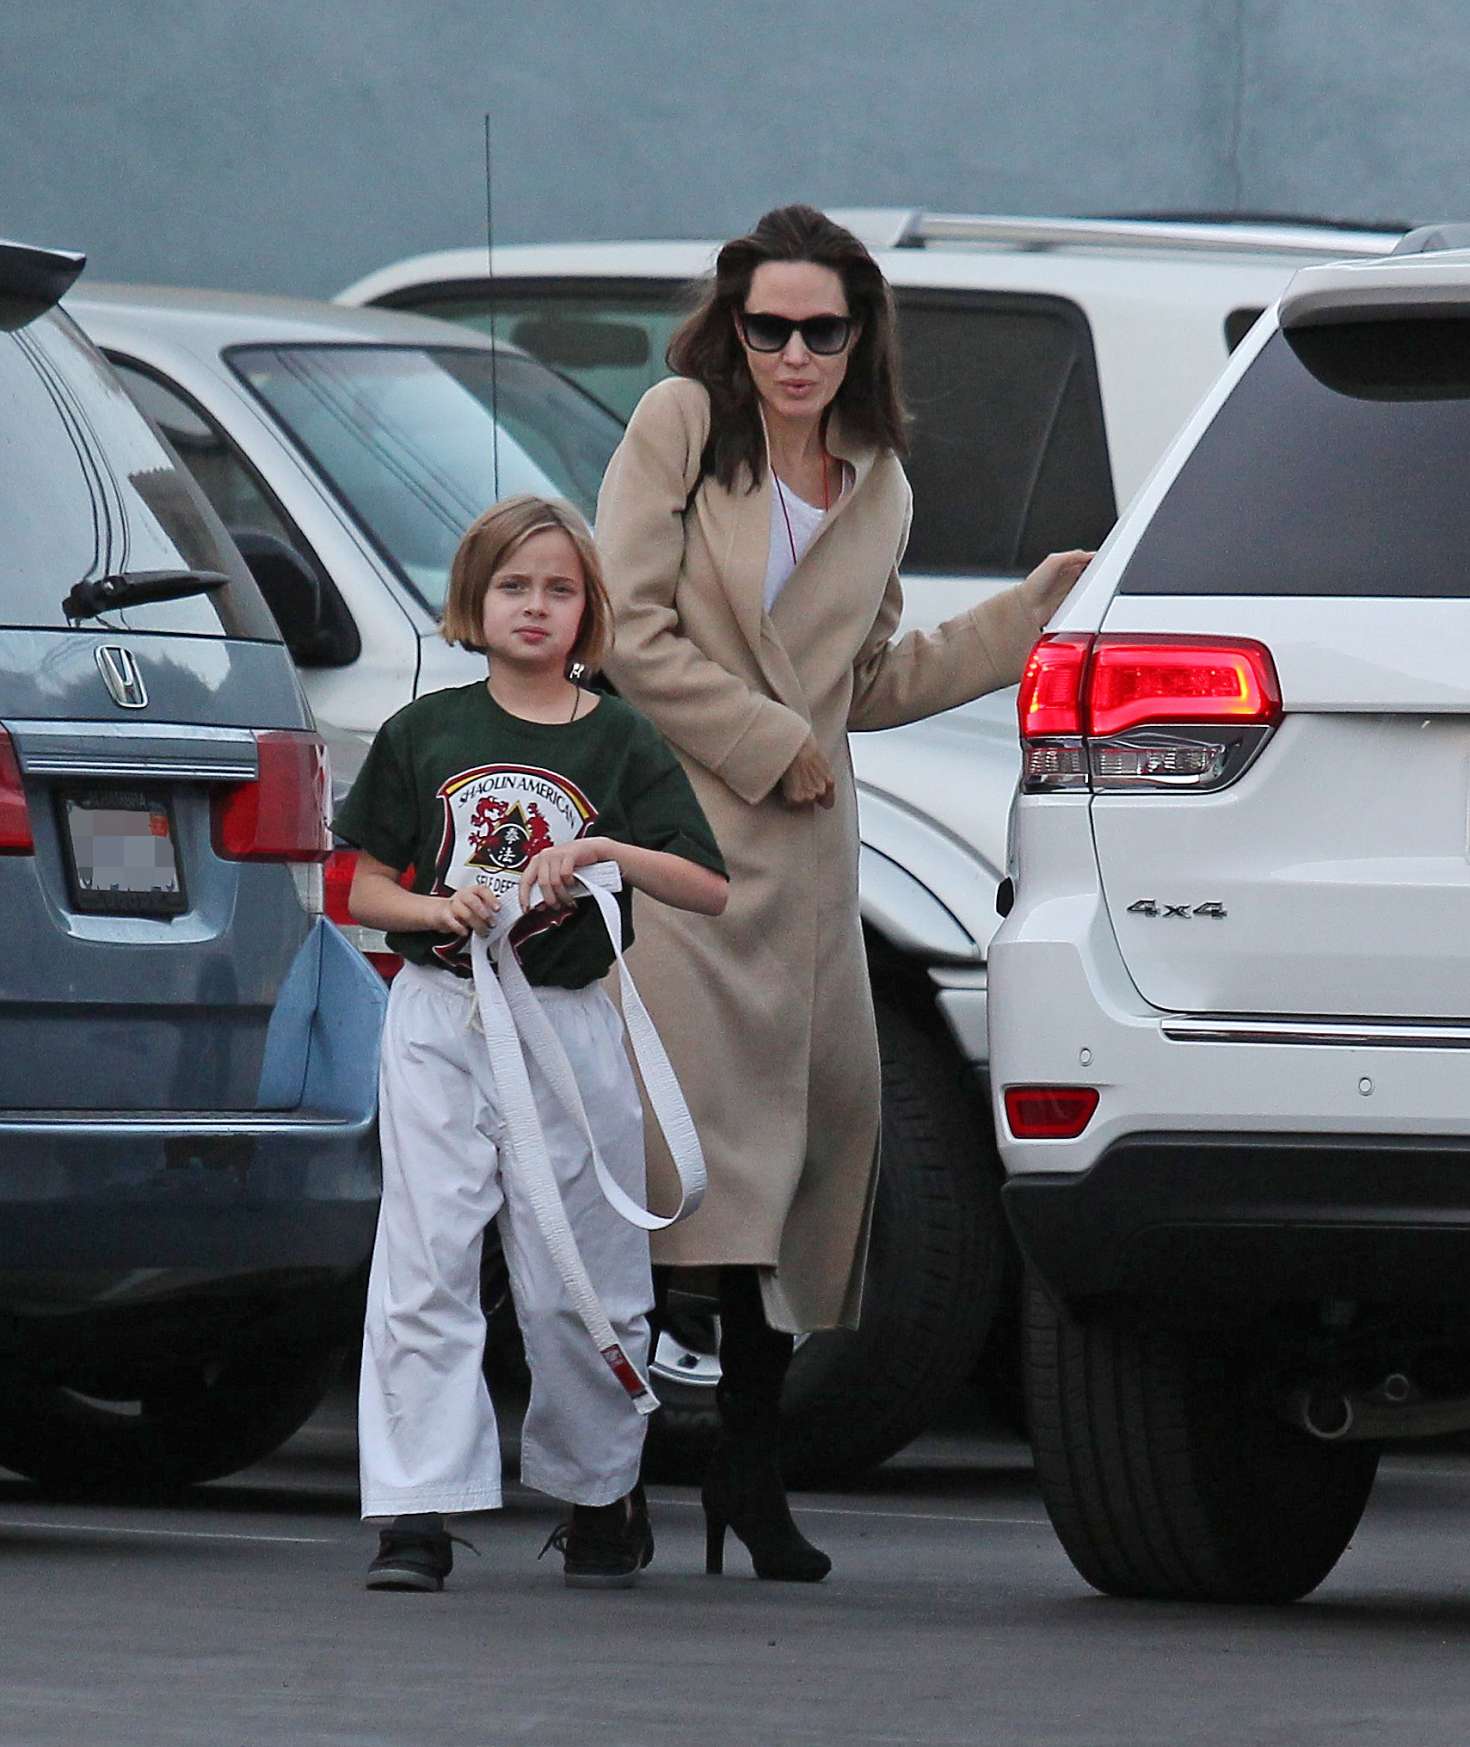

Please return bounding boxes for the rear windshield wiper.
[62,569,230,623]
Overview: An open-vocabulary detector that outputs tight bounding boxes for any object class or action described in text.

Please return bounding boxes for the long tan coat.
[596,377,1046,1332]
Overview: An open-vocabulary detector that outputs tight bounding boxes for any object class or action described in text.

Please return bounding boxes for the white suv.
[992,229,1470,1603]
[341,212,1403,1475]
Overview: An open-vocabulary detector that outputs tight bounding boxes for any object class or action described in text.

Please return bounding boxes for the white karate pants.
[359,961,653,1519]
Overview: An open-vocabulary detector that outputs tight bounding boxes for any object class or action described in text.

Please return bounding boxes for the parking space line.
[0,1517,339,1545]
[0,1505,1050,1543]
[651,1498,1048,1529]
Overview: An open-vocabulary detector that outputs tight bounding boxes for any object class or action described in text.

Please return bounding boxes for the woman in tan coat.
[596,205,1090,1581]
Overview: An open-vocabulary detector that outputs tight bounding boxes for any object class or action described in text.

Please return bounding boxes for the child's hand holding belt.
[431,836,623,938]
[465,859,706,1415]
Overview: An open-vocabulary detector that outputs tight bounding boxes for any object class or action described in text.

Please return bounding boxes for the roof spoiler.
[1391,223,1470,256]
[1282,256,1470,330]
[0,238,86,310]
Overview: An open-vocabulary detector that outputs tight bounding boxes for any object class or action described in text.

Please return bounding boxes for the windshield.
[230,344,622,611]
[1,307,272,636]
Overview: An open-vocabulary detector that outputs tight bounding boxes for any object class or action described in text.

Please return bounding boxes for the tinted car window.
[897,295,1115,574]
[0,311,274,637]
[110,357,359,668]
[393,282,1115,577]
[1122,321,1470,597]
[412,290,682,422]
[231,344,621,611]
[113,360,309,557]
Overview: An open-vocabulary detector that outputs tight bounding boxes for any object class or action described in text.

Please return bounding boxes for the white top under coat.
[763,477,827,614]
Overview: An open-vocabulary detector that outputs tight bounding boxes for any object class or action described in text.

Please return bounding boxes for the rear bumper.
[1005,1132,1470,1316]
[0,1108,379,1272]
[990,843,1470,1322]
[0,919,385,1288]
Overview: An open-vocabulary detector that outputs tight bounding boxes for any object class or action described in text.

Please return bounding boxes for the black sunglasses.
[738,311,855,356]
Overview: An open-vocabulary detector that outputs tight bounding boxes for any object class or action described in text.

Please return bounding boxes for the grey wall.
[2,1,1463,300]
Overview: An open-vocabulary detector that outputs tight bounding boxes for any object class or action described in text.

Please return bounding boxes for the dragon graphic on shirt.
[431,762,598,967]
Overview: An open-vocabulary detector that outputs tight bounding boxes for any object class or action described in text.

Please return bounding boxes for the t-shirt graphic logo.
[432,765,598,970]
[432,762,598,967]
[465,795,556,871]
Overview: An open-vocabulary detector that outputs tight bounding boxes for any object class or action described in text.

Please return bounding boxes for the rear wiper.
[62,569,230,623]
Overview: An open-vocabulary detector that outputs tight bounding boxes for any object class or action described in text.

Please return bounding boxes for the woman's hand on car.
[780,735,836,809]
[1022,549,1095,627]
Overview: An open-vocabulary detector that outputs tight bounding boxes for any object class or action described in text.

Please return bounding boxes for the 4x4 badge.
[1128,899,1228,919]
[95,644,148,710]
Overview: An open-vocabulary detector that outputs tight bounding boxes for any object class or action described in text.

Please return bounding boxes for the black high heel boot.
[702,1267,831,1583]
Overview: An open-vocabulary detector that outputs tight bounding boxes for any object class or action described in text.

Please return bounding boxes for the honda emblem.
[95,644,148,710]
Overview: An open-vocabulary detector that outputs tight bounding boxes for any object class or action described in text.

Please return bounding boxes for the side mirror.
[230,528,323,659]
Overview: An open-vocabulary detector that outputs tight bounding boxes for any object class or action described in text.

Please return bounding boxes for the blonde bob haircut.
[439,494,614,674]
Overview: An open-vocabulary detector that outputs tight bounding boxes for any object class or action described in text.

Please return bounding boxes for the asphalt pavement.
[6,1386,1470,1746]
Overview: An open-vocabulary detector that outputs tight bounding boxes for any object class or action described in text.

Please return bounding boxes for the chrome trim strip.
[6,720,257,781]
[1164,1018,1470,1050]
[20,753,256,779]
[0,1112,355,1136]
[9,722,257,744]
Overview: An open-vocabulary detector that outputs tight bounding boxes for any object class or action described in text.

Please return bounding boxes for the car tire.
[1024,1278,1379,1603]
[0,1342,344,1497]
[644,996,1004,1485]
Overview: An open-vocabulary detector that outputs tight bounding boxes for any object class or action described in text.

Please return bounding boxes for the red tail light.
[1018,634,1282,794]
[323,847,357,925]
[0,729,33,854]
[1086,637,1280,737]
[213,731,330,862]
[324,846,407,981]
[1017,635,1093,737]
[1004,1086,1099,1140]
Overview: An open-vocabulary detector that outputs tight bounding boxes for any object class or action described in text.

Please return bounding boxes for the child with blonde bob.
[336,495,727,1592]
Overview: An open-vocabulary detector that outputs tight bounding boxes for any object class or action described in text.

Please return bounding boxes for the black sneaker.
[365,1525,476,1592]
[540,1485,654,1589]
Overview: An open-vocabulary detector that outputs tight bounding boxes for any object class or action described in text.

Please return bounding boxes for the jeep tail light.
[1004,1086,1099,1140]
[1018,635,1092,792]
[324,846,407,981]
[0,729,33,854]
[213,731,330,862]
[1086,638,1280,738]
[1018,635,1092,736]
[1018,634,1281,795]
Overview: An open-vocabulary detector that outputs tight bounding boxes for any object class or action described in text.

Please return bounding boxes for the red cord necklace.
[774,446,831,566]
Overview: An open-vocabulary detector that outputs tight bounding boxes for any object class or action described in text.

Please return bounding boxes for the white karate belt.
[466,862,705,1415]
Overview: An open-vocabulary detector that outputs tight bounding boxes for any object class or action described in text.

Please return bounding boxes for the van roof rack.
[906,213,1401,258]
[820,209,1402,257]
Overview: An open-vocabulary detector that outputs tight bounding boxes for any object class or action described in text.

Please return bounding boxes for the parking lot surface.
[6,1387,1470,1746]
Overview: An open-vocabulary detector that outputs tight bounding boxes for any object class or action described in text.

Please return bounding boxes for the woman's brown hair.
[666,203,908,491]
[439,494,613,673]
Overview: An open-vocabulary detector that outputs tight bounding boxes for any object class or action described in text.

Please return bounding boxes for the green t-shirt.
[333,683,726,988]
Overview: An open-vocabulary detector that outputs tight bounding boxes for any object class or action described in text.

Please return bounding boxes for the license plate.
[61,788,186,917]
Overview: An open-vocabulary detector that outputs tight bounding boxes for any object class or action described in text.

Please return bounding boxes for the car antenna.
[483,112,501,501]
